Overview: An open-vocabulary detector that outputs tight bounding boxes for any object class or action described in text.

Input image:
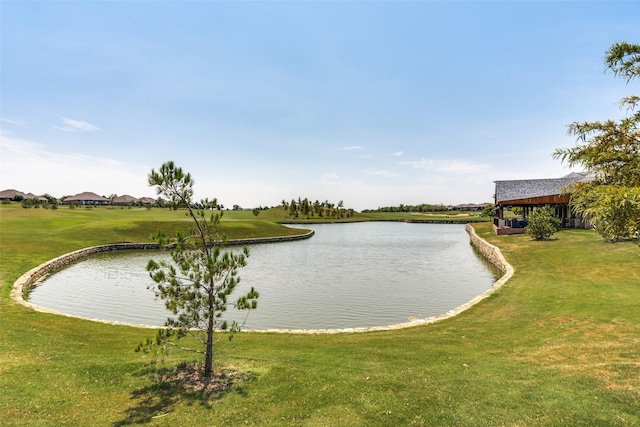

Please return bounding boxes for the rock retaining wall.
[465,223,512,275]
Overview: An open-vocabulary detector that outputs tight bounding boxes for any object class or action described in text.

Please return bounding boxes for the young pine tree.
[142,161,259,378]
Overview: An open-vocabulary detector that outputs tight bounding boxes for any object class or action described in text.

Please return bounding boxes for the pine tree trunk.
[204,292,215,377]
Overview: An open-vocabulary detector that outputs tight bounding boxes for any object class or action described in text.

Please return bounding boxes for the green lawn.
[1,205,638,426]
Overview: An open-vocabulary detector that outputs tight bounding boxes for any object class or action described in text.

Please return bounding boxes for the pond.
[28,222,501,330]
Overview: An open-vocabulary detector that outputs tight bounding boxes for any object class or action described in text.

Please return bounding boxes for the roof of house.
[24,193,47,201]
[0,189,26,199]
[0,189,46,201]
[63,192,109,202]
[112,194,137,204]
[494,172,592,204]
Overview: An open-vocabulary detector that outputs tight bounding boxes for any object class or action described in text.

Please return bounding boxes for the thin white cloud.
[341,145,362,151]
[321,172,339,182]
[402,158,490,175]
[318,172,344,187]
[52,117,100,132]
[392,151,403,157]
[1,117,29,127]
[359,154,373,159]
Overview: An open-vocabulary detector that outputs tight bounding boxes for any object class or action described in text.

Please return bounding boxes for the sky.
[1,1,639,211]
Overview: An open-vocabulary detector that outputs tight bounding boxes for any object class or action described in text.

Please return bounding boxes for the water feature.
[28,222,500,330]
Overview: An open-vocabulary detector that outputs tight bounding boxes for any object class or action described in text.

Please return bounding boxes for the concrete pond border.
[11,224,514,333]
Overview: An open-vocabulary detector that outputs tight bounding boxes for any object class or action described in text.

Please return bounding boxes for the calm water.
[29,223,500,329]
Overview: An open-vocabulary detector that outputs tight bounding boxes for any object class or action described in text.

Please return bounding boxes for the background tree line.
[281,197,355,219]
[362,203,450,213]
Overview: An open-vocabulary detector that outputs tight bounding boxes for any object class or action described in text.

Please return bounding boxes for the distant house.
[0,189,25,200]
[2,189,160,206]
[23,193,48,202]
[453,203,492,211]
[112,195,138,206]
[0,189,47,202]
[62,192,109,206]
[137,197,157,206]
[493,172,592,235]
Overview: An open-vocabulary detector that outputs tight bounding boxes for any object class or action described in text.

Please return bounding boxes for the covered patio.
[493,173,591,235]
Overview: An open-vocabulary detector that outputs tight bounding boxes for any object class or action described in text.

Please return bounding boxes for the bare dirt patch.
[157,363,255,395]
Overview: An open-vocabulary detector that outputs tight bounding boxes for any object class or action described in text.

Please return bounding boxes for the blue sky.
[1,1,639,210]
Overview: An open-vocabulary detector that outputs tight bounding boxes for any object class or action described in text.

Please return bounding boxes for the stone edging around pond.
[11,225,514,334]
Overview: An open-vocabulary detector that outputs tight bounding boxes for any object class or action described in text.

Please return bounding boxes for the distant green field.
[1,205,638,426]
[254,206,489,223]
[359,211,489,222]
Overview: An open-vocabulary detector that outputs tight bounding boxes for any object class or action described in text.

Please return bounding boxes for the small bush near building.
[525,205,562,240]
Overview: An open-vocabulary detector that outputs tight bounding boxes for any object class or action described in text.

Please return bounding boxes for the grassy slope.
[0,206,638,426]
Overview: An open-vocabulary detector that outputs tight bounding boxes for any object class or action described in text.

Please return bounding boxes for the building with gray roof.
[0,189,47,202]
[493,172,592,234]
[112,195,138,206]
[62,192,109,206]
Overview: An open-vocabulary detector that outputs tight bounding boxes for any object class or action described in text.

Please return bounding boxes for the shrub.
[525,205,562,240]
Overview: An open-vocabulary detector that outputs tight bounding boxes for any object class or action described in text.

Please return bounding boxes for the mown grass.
[0,205,638,426]
[359,211,489,222]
